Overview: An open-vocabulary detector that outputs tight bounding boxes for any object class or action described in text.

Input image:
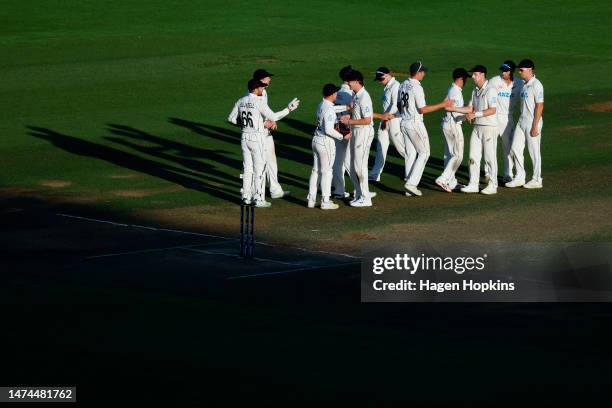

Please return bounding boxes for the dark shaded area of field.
[2,196,612,404]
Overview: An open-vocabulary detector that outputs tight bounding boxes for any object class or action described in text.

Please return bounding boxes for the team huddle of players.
[228,60,544,209]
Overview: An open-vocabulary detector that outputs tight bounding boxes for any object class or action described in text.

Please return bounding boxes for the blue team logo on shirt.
[364,106,370,114]
[498,91,511,98]
[521,90,528,99]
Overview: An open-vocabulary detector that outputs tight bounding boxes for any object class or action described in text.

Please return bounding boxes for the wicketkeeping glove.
[287,97,300,111]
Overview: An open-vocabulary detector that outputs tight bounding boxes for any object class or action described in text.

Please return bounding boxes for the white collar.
[384,77,397,91]
[524,75,536,85]
[322,98,334,107]
[355,87,366,97]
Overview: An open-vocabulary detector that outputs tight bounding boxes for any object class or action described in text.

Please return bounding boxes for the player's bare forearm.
[346,117,372,126]
[340,115,371,126]
[447,106,473,114]
[373,113,388,120]
[419,99,453,114]
[481,107,496,117]
[531,102,544,137]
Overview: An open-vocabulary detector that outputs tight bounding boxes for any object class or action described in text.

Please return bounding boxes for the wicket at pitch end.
[240,203,255,258]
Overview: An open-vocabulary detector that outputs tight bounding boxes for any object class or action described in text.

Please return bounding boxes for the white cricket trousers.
[263,134,284,195]
[241,132,266,202]
[511,120,543,183]
[332,138,351,195]
[308,136,336,202]
[467,125,498,187]
[497,115,515,179]
[439,120,464,186]
[401,120,429,187]
[370,118,411,179]
[350,126,374,199]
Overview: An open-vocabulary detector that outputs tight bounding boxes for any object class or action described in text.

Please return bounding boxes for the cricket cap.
[468,65,487,75]
[499,60,516,71]
[253,69,274,80]
[518,59,535,69]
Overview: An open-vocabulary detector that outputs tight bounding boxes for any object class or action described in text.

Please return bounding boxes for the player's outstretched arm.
[447,105,474,114]
[418,98,454,114]
[259,98,300,122]
[340,115,372,126]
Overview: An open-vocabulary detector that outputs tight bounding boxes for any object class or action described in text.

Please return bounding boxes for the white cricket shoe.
[332,192,350,199]
[350,198,372,207]
[460,184,479,193]
[320,201,339,210]
[255,200,272,208]
[404,184,422,197]
[435,178,452,193]
[523,180,543,189]
[480,184,498,195]
[271,190,290,199]
[369,191,377,198]
[307,200,316,208]
[505,179,525,188]
[242,198,252,205]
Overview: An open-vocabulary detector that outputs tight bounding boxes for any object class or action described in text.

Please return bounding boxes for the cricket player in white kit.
[448,65,499,195]
[339,70,375,207]
[436,68,469,192]
[307,84,352,210]
[486,60,523,183]
[251,69,299,199]
[368,67,414,182]
[228,79,300,208]
[507,59,545,189]
[331,65,354,199]
[394,61,452,197]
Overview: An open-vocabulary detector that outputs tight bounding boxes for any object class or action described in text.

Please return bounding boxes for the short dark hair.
[346,70,364,85]
[339,65,353,81]
[452,68,468,80]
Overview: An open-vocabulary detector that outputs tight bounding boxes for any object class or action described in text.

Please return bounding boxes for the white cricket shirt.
[488,75,522,116]
[398,78,426,122]
[351,86,374,128]
[228,93,289,133]
[314,99,344,141]
[468,80,498,127]
[519,75,544,127]
[382,77,400,115]
[442,82,464,124]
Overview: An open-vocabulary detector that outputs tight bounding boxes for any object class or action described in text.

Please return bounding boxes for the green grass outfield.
[2,0,612,249]
[3,2,612,403]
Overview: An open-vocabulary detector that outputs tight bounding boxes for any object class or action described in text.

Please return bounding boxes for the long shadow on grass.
[168,117,313,183]
[283,117,472,188]
[28,126,241,204]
